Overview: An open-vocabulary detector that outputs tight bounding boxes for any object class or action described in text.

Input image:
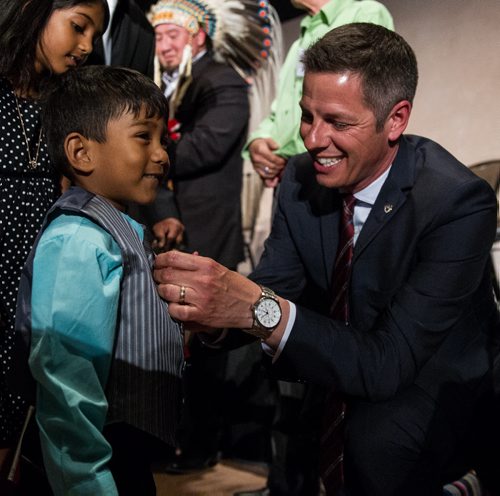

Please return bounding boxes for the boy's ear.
[64,133,94,174]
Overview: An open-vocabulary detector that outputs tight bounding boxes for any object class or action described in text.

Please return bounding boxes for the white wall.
[383,0,500,166]
[282,0,500,166]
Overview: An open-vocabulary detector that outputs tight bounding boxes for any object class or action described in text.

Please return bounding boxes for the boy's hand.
[151,217,184,252]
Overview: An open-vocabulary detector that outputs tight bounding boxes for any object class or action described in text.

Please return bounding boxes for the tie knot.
[342,193,356,211]
[341,194,356,219]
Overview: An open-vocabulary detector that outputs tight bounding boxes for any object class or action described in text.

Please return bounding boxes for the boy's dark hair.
[303,22,418,131]
[0,0,110,93]
[40,65,170,178]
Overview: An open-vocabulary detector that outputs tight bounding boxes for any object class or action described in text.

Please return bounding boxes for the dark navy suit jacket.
[87,0,155,78]
[250,135,498,405]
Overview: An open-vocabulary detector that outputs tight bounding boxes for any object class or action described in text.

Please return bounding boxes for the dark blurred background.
[270,1,303,21]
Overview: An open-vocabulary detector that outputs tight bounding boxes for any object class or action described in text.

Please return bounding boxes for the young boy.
[15,66,184,496]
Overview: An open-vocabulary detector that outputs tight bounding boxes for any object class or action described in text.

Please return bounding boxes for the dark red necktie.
[329,193,356,322]
[320,193,356,495]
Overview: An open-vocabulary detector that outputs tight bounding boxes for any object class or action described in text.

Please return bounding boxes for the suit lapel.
[353,137,416,262]
[172,53,211,117]
[191,52,211,77]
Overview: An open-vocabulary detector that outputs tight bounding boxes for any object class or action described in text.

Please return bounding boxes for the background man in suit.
[154,23,500,495]
[148,0,248,270]
[87,0,155,77]
[146,0,281,474]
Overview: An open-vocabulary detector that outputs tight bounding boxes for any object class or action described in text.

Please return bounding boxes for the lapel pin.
[384,204,393,214]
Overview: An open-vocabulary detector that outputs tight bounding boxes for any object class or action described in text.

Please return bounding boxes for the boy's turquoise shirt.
[29,211,142,496]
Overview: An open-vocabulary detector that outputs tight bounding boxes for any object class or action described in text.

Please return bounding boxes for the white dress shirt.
[102,0,119,65]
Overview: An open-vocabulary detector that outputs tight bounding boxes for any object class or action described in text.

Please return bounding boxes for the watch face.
[255,298,281,329]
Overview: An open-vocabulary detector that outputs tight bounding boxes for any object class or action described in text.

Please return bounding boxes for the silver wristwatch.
[244,286,282,340]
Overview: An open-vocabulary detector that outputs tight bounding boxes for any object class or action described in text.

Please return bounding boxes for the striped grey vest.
[16,187,184,445]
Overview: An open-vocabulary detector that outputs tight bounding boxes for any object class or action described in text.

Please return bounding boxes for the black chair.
[469,159,500,300]
[469,160,500,196]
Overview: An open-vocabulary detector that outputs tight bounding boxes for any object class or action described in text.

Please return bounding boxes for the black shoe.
[164,454,220,475]
[233,488,270,496]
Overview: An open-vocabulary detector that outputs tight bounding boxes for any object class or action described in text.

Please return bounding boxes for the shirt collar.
[107,0,119,22]
[301,0,354,32]
[353,165,392,206]
[193,49,207,63]
[162,68,178,87]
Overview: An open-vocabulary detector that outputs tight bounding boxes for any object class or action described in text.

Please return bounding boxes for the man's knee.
[344,409,407,494]
[342,396,448,496]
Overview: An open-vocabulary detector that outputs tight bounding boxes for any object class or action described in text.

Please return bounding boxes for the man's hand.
[249,138,287,188]
[155,251,290,349]
[154,250,260,329]
[151,217,184,252]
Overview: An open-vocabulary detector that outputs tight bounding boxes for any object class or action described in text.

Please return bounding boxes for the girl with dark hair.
[0,0,108,482]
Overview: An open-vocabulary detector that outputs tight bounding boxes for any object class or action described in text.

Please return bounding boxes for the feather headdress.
[148,0,281,78]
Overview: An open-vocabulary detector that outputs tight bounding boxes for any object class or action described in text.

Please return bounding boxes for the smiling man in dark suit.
[154,23,500,495]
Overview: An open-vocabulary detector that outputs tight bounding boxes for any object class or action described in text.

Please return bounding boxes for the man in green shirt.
[247,0,394,188]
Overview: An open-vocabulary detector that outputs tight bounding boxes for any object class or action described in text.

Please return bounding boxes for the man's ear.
[64,132,94,175]
[386,100,412,142]
[192,29,207,51]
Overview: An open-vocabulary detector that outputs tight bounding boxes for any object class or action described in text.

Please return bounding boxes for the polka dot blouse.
[0,77,59,444]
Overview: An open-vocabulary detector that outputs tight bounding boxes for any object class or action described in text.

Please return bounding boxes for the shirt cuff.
[261,300,296,363]
[67,470,118,496]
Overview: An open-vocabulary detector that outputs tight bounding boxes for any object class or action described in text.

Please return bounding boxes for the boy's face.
[79,107,169,210]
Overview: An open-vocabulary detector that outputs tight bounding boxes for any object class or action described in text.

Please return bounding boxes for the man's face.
[154,24,192,72]
[300,71,398,193]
